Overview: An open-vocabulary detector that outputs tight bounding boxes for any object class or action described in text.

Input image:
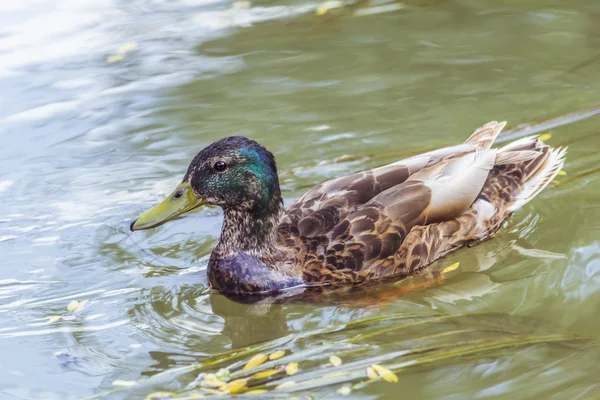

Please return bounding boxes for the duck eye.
[213,161,227,172]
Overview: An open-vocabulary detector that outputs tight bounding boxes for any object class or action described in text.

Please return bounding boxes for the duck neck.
[214,197,283,259]
[208,193,305,294]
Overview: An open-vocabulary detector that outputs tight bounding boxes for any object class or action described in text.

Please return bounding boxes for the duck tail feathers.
[506,142,567,212]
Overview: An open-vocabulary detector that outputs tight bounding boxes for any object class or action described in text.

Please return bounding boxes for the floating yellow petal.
[442,262,460,274]
[337,386,352,395]
[366,366,378,380]
[145,392,175,400]
[252,369,280,379]
[285,362,298,375]
[245,389,268,395]
[269,350,286,360]
[202,373,225,388]
[243,353,268,370]
[67,300,88,312]
[47,315,62,324]
[66,301,78,312]
[539,133,552,142]
[371,364,398,383]
[275,381,296,390]
[329,355,342,366]
[316,0,343,15]
[558,170,567,176]
[552,180,560,185]
[119,41,137,54]
[106,54,124,63]
[112,380,138,387]
[220,378,247,393]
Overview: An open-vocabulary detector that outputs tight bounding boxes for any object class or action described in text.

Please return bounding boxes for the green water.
[2,0,600,399]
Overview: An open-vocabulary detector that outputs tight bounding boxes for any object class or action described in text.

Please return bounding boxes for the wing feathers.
[405,150,496,223]
[464,120,506,149]
[495,150,540,165]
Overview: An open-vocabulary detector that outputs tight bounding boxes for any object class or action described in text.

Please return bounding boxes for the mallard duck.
[131,121,566,295]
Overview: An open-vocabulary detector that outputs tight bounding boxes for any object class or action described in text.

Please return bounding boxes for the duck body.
[131,121,566,296]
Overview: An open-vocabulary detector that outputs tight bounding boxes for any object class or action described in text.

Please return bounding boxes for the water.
[1,0,600,398]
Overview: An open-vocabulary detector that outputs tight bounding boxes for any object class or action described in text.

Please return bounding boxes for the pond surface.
[2,0,600,399]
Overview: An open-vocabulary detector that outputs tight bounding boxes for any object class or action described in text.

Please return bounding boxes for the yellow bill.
[130,182,204,231]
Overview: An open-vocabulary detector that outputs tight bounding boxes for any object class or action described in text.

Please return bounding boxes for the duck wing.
[302,130,566,285]
[370,148,498,225]
[281,121,506,238]
[315,148,496,267]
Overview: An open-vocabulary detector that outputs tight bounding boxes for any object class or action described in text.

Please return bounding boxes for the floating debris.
[329,355,342,366]
[47,315,62,324]
[285,362,299,375]
[337,385,352,395]
[371,364,398,383]
[85,311,588,400]
[442,262,460,274]
[269,350,286,360]
[252,369,280,379]
[107,41,138,63]
[67,299,88,312]
[145,392,174,400]
[539,133,552,142]
[106,54,124,63]
[366,366,378,380]
[558,170,567,176]
[200,373,225,388]
[220,378,247,393]
[119,41,137,53]
[243,353,268,370]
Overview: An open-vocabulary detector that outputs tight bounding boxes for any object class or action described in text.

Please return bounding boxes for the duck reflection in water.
[211,293,290,348]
